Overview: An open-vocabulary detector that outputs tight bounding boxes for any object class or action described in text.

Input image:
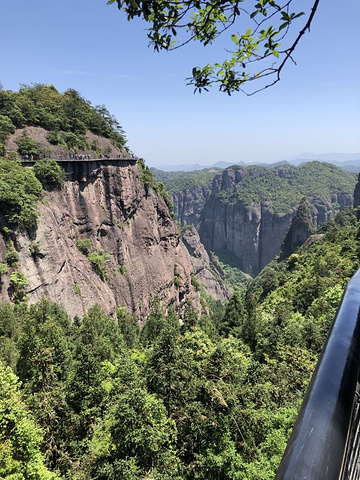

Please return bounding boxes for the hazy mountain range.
[153,153,360,173]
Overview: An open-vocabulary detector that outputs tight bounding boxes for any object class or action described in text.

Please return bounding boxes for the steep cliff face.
[171,186,210,227]
[199,199,294,275]
[181,227,231,301]
[353,174,360,207]
[169,164,355,276]
[0,160,198,318]
[279,200,314,260]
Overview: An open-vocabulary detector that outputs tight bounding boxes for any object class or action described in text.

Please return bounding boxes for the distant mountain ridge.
[282,152,360,164]
[153,153,360,173]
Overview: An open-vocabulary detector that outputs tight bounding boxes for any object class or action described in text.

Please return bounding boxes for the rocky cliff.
[353,173,360,207]
[279,199,314,260]
[181,226,231,302]
[166,163,355,276]
[171,186,210,227]
[0,160,199,318]
[199,198,294,275]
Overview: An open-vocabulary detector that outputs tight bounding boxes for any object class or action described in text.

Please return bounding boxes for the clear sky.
[1,0,359,167]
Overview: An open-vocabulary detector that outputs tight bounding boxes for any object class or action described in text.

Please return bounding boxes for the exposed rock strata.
[171,186,210,227]
[181,226,231,302]
[353,173,360,207]
[0,161,198,318]
[171,167,354,276]
[199,200,294,275]
[280,200,314,260]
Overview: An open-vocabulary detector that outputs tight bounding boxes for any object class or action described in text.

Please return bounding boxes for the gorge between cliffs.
[167,163,355,275]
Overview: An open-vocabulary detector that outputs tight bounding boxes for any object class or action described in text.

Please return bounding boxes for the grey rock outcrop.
[181,226,231,301]
[171,186,210,227]
[280,199,314,260]
[353,173,360,207]
[170,165,354,276]
[199,199,294,275]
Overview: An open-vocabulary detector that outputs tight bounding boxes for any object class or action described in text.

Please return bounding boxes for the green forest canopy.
[0,206,359,479]
[155,162,357,213]
[0,84,127,156]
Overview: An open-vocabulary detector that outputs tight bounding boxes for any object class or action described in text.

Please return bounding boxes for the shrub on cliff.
[0,158,42,227]
[16,132,41,158]
[88,251,112,281]
[5,248,19,267]
[0,263,8,281]
[33,158,66,187]
[9,272,28,303]
[76,238,92,256]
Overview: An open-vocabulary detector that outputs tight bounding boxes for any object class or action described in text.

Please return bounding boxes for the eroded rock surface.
[0,161,198,318]
[171,166,354,276]
[181,226,231,302]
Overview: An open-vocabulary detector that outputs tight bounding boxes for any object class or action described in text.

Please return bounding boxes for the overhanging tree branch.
[107,0,321,95]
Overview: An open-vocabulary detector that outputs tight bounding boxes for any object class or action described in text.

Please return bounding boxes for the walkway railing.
[276,269,360,479]
[20,155,137,163]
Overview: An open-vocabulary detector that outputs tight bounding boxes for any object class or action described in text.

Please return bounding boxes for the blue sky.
[1,0,359,167]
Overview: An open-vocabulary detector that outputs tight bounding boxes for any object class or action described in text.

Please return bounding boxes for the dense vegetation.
[154,162,356,214]
[0,157,43,227]
[0,84,127,156]
[33,158,66,186]
[219,163,356,212]
[0,155,68,229]
[151,167,219,193]
[1,207,359,479]
[0,83,358,478]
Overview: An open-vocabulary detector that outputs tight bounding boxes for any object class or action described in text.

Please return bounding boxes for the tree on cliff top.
[107,0,320,95]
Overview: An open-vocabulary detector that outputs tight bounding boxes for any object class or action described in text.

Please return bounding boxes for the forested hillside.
[151,167,219,193]
[156,163,356,275]
[0,84,127,158]
[1,206,359,479]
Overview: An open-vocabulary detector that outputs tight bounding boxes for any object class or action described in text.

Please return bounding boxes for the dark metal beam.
[276,269,360,480]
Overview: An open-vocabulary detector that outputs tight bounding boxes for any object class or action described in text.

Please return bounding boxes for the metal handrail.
[20,156,137,163]
[276,269,360,480]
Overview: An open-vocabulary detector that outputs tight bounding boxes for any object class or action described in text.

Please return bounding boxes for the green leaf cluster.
[0,362,59,479]
[88,251,112,281]
[0,157,42,227]
[33,158,66,187]
[76,237,92,256]
[16,132,41,157]
[107,0,315,94]
[9,272,28,303]
[75,237,112,281]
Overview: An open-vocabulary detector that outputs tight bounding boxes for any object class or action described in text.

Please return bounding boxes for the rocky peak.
[353,173,360,207]
[159,162,355,276]
[280,199,314,260]
[181,226,231,301]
